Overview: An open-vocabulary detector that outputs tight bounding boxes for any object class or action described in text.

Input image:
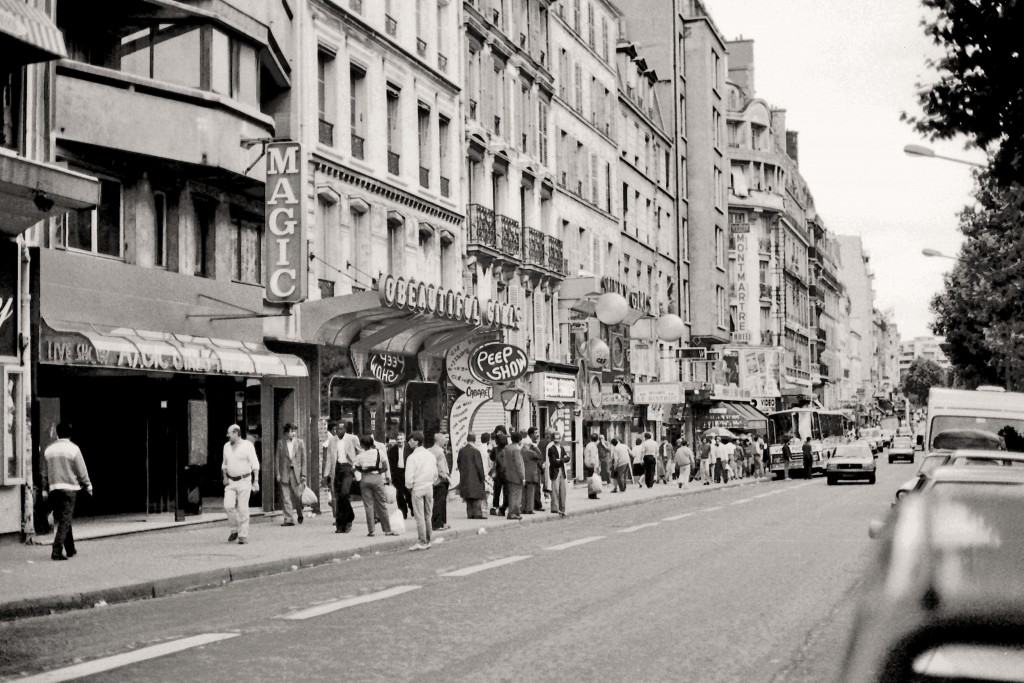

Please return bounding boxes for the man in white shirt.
[222,424,260,544]
[641,432,659,488]
[331,421,360,533]
[430,433,451,531]
[404,431,438,550]
[710,437,728,484]
[583,433,601,499]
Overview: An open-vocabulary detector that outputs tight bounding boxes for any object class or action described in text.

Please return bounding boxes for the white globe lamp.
[594,292,629,325]
[655,314,685,342]
[586,338,610,367]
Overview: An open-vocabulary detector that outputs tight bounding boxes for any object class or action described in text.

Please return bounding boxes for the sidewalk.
[0,475,769,621]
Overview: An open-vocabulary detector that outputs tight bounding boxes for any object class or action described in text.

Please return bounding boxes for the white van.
[924,387,1024,455]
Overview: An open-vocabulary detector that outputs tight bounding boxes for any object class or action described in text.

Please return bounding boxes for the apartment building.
[837,235,878,408]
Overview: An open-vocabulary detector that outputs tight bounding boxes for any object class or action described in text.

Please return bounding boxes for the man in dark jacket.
[502,431,526,520]
[521,433,543,515]
[457,433,487,519]
[802,437,814,479]
[490,431,508,516]
[387,433,412,519]
[547,434,571,516]
[781,438,793,480]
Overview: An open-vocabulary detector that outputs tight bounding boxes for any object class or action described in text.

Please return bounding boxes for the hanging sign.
[264,141,307,304]
[469,342,528,384]
[368,352,406,385]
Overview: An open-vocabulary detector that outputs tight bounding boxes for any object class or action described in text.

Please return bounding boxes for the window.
[538,101,549,165]
[558,49,568,100]
[438,115,451,196]
[573,0,581,33]
[1,66,22,152]
[573,64,582,112]
[713,109,721,148]
[318,50,335,145]
[682,279,690,322]
[714,167,723,207]
[601,16,609,62]
[712,49,721,91]
[349,65,366,159]
[716,286,727,328]
[65,177,122,257]
[154,191,167,267]
[418,104,431,187]
[387,85,401,174]
[193,199,216,277]
[605,161,611,212]
[587,3,595,48]
[715,227,725,269]
[232,212,262,284]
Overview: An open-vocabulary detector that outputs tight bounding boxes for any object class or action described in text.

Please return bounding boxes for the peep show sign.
[469,342,528,384]
[368,352,407,386]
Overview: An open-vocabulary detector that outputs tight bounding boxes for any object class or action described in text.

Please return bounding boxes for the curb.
[0,476,770,621]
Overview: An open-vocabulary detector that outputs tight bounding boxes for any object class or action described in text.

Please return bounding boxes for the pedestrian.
[521,431,543,515]
[732,437,746,481]
[276,423,306,526]
[331,422,359,533]
[404,432,437,550]
[781,438,793,480]
[674,439,694,488]
[457,433,487,519]
[658,437,673,484]
[523,427,545,511]
[611,437,632,492]
[538,430,555,507]
[631,436,644,487]
[698,437,712,485]
[354,435,398,537]
[547,434,571,516]
[762,436,772,479]
[597,434,612,485]
[430,433,451,531]
[320,421,340,517]
[752,435,766,478]
[710,437,726,484]
[503,431,526,519]
[387,433,413,520]
[641,432,658,488]
[40,422,93,560]
[802,436,814,479]
[221,424,260,545]
[583,433,601,499]
[490,431,509,516]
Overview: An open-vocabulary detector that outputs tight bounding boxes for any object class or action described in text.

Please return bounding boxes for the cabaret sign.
[368,352,406,385]
[469,342,528,384]
[378,274,520,330]
[265,142,307,304]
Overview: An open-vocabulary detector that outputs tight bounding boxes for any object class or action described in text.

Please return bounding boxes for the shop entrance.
[329,377,383,440]
[406,382,441,437]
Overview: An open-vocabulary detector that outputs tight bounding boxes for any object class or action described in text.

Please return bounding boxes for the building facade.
[899,335,951,381]
[837,234,879,422]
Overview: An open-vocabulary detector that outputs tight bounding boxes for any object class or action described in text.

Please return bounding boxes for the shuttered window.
[538,100,549,165]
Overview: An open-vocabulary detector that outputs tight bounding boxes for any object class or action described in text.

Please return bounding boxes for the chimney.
[725,39,755,98]
[770,108,786,153]
[786,130,799,165]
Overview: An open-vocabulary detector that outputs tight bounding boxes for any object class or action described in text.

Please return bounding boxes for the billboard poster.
[715,347,782,398]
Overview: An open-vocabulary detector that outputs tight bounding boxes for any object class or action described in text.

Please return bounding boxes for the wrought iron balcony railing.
[466,204,497,250]
[522,226,546,267]
[497,214,522,259]
[546,235,566,276]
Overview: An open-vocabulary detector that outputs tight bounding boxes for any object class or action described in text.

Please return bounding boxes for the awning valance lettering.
[697,401,768,433]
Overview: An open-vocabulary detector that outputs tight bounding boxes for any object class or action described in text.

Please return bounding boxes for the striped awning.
[0,0,67,65]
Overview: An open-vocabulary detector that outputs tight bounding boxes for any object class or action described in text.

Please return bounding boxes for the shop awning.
[0,149,100,236]
[0,0,67,65]
[41,320,307,377]
[705,401,768,432]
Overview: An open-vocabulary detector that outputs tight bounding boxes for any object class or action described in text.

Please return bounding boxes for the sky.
[703,0,987,339]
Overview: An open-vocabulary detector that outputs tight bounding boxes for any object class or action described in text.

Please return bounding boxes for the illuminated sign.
[368,352,406,385]
[265,142,306,304]
[469,342,528,384]
[378,274,519,330]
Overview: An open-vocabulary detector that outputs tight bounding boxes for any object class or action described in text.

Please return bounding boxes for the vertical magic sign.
[265,142,307,304]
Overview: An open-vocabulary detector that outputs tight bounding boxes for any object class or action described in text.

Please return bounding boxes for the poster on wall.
[0,240,17,359]
[446,338,497,456]
[716,347,782,398]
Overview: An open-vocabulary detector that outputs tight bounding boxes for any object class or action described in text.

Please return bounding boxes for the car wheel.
[827,476,836,486]
[868,474,876,485]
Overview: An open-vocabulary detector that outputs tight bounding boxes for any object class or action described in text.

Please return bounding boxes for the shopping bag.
[388,507,405,534]
[383,484,397,505]
[301,486,318,507]
[588,472,603,495]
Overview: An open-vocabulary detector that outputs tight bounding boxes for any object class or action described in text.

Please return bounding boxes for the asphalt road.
[1,453,907,682]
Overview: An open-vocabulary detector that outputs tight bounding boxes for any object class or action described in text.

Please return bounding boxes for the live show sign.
[469,342,527,384]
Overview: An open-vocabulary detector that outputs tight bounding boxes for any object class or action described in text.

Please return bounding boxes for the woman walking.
[354,435,398,537]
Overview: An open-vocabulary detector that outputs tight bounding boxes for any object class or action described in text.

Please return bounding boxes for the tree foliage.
[903,0,1024,183]
[902,359,947,405]
[930,170,1024,388]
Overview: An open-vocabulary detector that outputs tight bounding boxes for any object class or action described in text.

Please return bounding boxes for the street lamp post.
[903,144,986,168]
[921,248,961,261]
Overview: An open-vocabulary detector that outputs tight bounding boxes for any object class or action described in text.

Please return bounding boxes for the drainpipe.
[19,238,34,542]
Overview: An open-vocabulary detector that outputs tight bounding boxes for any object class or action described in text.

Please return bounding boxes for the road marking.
[441,556,531,577]
[280,585,421,620]
[703,506,723,512]
[545,536,605,551]
[19,633,240,682]
[619,522,659,533]
[662,513,695,521]
[729,498,753,505]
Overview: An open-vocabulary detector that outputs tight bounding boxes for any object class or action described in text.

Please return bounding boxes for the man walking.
[320,421,340,516]
[502,431,526,519]
[802,436,814,479]
[430,433,451,531]
[547,434,571,516]
[752,435,766,478]
[597,434,612,485]
[641,432,659,488]
[699,437,712,485]
[583,433,601,499]
[404,432,437,550]
[611,437,632,492]
[490,431,508,516]
[40,423,93,560]
[674,439,694,488]
[387,433,412,519]
[521,432,543,515]
[781,438,793,480]
[329,422,358,533]
[221,424,260,544]
[276,423,306,526]
[457,433,487,519]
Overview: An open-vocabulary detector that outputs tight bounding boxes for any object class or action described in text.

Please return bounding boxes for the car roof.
[949,448,1024,460]
[927,466,1024,484]
[833,444,871,454]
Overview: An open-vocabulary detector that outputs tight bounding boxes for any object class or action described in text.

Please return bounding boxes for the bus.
[766,408,850,477]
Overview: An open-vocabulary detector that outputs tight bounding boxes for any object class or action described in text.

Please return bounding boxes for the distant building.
[899,336,951,380]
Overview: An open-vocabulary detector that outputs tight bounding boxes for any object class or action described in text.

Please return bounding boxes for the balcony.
[759,283,772,300]
[497,214,522,259]
[546,235,567,277]
[466,204,498,252]
[761,331,775,346]
[440,176,450,198]
[416,38,427,57]
[522,226,546,269]
[385,14,397,36]
[387,151,400,175]
[318,119,334,146]
[438,53,448,73]
[419,166,430,188]
[351,133,365,160]
[808,245,819,262]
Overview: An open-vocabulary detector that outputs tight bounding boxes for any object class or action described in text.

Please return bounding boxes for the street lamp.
[903,144,985,168]
[921,248,961,261]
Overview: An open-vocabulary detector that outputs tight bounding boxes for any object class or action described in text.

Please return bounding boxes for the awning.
[700,401,768,432]
[0,148,100,236]
[41,320,307,377]
[0,0,67,65]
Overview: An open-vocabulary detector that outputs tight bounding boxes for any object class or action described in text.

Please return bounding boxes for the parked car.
[826,443,876,485]
[879,427,895,448]
[894,453,951,502]
[856,436,880,457]
[887,435,915,464]
[843,487,1024,682]
[947,449,1024,468]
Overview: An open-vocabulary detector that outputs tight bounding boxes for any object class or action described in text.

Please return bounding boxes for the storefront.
[691,385,769,439]
[530,367,578,475]
[633,381,687,443]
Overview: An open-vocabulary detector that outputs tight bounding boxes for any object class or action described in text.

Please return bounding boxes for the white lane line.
[703,506,723,512]
[729,498,753,505]
[441,556,531,577]
[545,536,605,551]
[752,493,773,499]
[619,522,660,533]
[280,585,421,620]
[19,633,240,683]
[662,512,695,521]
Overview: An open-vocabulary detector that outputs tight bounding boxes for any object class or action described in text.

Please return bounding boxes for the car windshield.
[893,437,913,447]
[833,446,870,458]
[929,416,1024,452]
[949,456,1024,468]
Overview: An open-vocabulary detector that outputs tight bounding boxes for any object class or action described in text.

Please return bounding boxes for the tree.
[930,170,1024,388]
[903,0,1024,184]
[902,359,947,406]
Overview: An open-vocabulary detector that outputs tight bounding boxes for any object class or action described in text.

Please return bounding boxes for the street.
[0,455,901,682]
